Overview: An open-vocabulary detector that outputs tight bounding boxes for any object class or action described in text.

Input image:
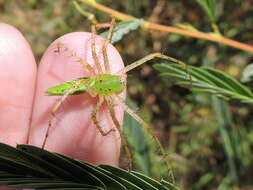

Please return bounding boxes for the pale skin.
[0,21,122,178]
[0,21,181,186]
[43,20,184,172]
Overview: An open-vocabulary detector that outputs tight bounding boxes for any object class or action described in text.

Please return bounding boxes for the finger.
[0,23,36,146]
[29,32,125,166]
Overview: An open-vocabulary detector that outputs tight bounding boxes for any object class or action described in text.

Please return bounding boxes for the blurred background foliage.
[1,0,253,189]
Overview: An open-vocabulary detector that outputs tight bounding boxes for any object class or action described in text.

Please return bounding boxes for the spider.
[43,18,184,170]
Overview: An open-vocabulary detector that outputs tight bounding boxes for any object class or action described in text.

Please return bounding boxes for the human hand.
[0,23,124,169]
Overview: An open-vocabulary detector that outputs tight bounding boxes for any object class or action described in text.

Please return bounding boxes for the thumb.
[29,32,125,167]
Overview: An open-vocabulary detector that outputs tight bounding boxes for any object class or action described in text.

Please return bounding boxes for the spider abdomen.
[89,74,124,96]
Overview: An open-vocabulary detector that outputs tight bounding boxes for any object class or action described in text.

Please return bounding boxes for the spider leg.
[43,86,77,148]
[106,96,133,170]
[91,25,103,74]
[102,18,116,74]
[111,94,175,179]
[91,96,116,136]
[117,53,186,74]
[55,41,96,75]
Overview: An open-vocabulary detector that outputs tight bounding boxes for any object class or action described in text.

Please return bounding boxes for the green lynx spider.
[44,18,185,169]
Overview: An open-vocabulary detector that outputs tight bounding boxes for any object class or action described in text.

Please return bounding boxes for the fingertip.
[0,23,36,146]
[30,32,124,166]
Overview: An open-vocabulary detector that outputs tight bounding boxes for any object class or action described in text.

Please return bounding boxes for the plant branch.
[79,0,253,54]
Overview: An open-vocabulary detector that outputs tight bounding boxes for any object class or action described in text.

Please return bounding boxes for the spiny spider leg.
[106,96,133,170]
[91,25,103,74]
[117,53,186,74]
[43,41,97,147]
[91,96,116,136]
[43,85,79,148]
[111,94,175,179]
[91,18,132,168]
[43,120,52,148]
[55,42,96,76]
[102,18,116,74]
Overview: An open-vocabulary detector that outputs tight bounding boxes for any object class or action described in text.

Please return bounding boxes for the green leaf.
[124,98,153,176]
[195,0,217,22]
[100,19,144,44]
[131,171,171,190]
[211,97,238,181]
[100,165,167,190]
[0,143,176,190]
[154,63,253,104]
[160,180,180,190]
[241,63,253,82]
[73,1,143,43]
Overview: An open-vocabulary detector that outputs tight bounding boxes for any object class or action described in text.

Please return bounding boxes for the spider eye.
[119,74,126,83]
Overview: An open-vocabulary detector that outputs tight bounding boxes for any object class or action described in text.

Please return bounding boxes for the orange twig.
[79,0,253,53]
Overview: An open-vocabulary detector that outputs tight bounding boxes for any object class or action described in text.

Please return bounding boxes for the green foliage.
[100,19,144,44]
[123,99,153,176]
[241,63,253,82]
[2,1,253,189]
[0,143,177,190]
[73,0,144,44]
[154,63,253,104]
[195,0,217,22]
[155,62,253,188]
[211,97,238,184]
[123,99,169,178]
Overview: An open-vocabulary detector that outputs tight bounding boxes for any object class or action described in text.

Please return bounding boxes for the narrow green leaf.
[160,180,180,190]
[0,179,99,189]
[241,63,253,82]
[56,153,127,190]
[154,63,253,104]
[17,144,105,188]
[131,171,170,190]
[100,165,160,190]
[211,97,238,181]
[195,0,217,22]
[0,156,50,178]
[0,143,57,178]
[205,68,253,97]
[95,165,143,190]
[0,143,173,190]
[124,98,153,176]
[100,19,144,44]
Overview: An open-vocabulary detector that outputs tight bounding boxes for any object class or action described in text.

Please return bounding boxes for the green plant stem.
[212,96,238,182]
[79,0,253,54]
[211,23,221,35]
[73,1,98,24]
